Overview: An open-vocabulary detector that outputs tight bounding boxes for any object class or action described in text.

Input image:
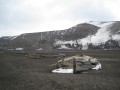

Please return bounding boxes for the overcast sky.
[0,0,120,36]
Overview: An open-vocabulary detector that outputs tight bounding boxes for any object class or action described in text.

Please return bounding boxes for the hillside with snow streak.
[54,21,120,50]
[0,21,120,50]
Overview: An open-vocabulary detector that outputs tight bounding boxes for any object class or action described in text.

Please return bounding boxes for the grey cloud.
[0,0,42,25]
[68,1,117,21]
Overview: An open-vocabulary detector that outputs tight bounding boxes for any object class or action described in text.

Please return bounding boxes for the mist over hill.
[0,21,120,51]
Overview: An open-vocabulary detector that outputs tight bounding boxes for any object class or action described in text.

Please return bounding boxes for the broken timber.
[52,55,102,74]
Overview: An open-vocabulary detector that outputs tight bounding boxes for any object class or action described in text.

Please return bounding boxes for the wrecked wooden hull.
[52,55,102,73]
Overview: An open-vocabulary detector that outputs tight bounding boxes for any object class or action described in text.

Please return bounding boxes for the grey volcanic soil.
[0,50,120,90]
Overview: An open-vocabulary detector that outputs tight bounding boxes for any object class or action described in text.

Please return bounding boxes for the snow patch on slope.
[112,34,120,40]
[37,48,43,50]
[15,48,24,50]
[88,21,114,27]
[77,36,91,45]
[91,27,111,45]
[54,40,76,50]
[11,35,19,40]
[58,45,72,50]
[55,40,76,46]
[77,36,91,50]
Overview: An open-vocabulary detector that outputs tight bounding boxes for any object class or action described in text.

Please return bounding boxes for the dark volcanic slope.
[0,21,120,50]
[0,23,99,50]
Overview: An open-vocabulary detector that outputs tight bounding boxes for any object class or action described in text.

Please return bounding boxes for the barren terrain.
[0,50,120,90]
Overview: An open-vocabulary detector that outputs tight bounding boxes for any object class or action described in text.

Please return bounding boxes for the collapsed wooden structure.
[52,55,102,74]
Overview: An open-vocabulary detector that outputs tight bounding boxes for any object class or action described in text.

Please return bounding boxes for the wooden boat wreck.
[52,55,102,74]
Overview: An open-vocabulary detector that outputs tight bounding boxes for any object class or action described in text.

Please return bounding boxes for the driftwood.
[27,53,66,59]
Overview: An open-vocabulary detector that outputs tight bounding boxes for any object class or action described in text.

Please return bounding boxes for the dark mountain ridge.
[0,21,120,51]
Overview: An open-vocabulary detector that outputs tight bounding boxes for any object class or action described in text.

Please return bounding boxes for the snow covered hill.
[54,21,120,50]
[0,21,120,50]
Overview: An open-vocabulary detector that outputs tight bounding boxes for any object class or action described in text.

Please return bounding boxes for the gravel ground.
[0,51,120,90]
